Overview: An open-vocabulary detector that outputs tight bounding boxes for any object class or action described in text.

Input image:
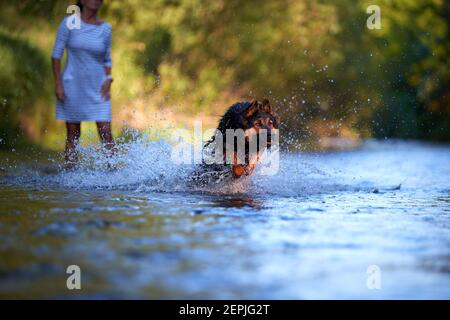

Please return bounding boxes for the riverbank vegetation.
[0,0,449,151]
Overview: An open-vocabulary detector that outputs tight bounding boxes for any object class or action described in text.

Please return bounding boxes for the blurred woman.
[51,0,114,169]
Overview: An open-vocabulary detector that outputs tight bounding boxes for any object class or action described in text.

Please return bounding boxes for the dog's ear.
[244,100,259,118]
[260,98,272,113]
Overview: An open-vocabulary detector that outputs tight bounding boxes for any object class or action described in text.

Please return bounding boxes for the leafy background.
[0,0,449,150]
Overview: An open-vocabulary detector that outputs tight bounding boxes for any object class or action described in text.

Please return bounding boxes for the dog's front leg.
[231,152,245,178]
[231,152,256,178]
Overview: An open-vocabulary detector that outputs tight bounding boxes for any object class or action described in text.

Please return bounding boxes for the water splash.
[3,132,429,196]
[49,129,193,191]
[43,130,344,196]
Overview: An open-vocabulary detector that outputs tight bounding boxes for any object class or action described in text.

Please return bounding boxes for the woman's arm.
[52,18,69,102]
[101,24,113,101]
[101,66,112,101]
[52,58,65,102]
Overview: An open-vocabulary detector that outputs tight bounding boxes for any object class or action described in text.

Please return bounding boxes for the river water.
[0,139,449,299]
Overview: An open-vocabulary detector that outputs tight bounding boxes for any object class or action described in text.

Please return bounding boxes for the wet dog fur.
[191,99,279,186]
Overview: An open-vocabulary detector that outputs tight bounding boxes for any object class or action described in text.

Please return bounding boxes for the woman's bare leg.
[96,121,116,155]
[65,122,81,169]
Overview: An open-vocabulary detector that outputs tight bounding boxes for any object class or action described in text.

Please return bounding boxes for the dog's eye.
[268,119,273,125]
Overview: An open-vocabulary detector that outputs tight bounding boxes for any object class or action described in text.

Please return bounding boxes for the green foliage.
[0,29,49,148]
[366,0,450,140]
[0,0,449,149]
[136,26,172,77]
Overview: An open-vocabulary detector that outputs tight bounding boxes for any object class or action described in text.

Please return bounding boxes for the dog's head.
[242,99,279,148]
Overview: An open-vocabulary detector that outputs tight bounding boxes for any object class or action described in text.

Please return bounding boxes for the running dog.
[191,99,279,186]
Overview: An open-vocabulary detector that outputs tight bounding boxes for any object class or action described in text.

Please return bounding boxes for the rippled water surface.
[0,140,449,299]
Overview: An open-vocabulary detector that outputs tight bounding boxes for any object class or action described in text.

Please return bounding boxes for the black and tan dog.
[191,99,279,186]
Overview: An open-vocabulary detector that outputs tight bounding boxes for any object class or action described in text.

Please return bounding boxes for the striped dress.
[52,17,112,122]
